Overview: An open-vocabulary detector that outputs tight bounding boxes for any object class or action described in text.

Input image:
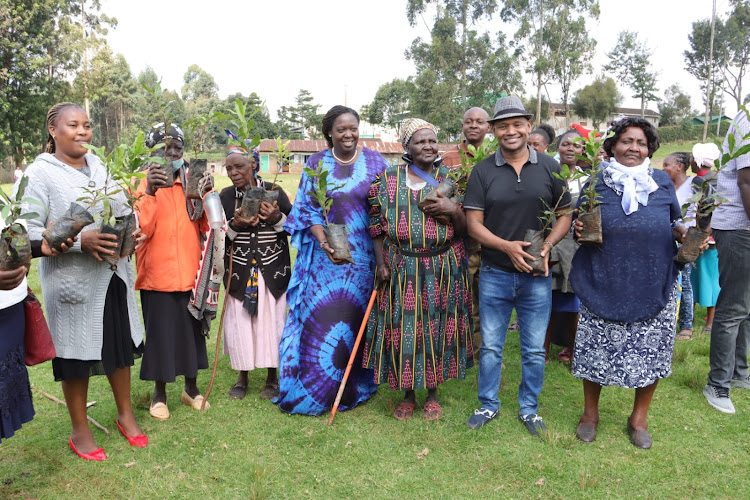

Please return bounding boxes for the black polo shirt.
[463,146,571,273]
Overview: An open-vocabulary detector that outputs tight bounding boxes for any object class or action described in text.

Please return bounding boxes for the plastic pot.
[239,186,265,219]
[523,229,546,274]
[186,159,208,199]
[578,205,603,245]
[675,226,710,264]
[324,223,354,264]
[99,219,126,268]
[0,224,32,271]
[43,202,95,252]
[118,212,138,258]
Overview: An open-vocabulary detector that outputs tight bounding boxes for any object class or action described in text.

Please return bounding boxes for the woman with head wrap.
[275,105,389,415]
[219,145,292,400]
[363,118,473,421]
[690,142,722,334]
[135,122,216,420]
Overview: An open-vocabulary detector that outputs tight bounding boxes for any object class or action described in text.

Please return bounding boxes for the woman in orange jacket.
[135,123,214,420]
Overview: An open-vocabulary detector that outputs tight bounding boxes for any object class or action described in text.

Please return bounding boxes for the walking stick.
[201,237,234,410]
[328,288,379,425]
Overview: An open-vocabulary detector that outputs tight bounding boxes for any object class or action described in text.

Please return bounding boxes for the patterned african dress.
[363,164,473,391]
[275,147,389,415]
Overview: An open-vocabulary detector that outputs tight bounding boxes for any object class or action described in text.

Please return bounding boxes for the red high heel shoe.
[116,419,148,448]
[69,437,107,461]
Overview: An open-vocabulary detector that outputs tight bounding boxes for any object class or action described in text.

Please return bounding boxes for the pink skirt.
[223,272,286,371]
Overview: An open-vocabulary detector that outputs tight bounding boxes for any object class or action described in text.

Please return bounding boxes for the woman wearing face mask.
[135,123,215,420]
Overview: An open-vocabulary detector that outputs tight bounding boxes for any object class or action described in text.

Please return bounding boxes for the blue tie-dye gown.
[276,147,389,415]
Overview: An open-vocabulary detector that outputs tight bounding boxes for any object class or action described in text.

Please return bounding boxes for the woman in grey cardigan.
[22,103,147,460]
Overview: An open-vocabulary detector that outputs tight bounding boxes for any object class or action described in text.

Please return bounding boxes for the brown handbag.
[23,287,56,366]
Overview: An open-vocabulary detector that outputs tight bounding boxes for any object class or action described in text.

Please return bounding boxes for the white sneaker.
[703,384,736,414]
[730,375,750,389]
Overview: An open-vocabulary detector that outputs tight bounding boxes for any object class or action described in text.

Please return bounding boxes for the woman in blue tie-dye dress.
[275,106,389,415]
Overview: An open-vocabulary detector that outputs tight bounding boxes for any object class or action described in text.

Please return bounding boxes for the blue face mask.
[172,158,185,170]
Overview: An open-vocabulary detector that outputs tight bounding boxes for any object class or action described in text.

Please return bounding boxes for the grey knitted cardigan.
[22,153,144,360]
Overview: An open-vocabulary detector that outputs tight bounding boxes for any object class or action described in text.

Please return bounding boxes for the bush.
[656,121,730,143]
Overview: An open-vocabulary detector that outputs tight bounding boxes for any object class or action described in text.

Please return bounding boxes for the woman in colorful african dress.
[275,105,389,415]
[364,118,473,421]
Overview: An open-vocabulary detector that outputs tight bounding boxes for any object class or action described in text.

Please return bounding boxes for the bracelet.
[544,240,555,248]
[319,240,328,248]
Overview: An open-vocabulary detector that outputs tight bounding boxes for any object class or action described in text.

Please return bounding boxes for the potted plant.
[85,132,156,258]
[573,131,612,245]
[524,164,586,273]
[417,136,498,223]
[304,161,352,263]
[184,112,222,199]
[220,98,264,218]
[0,176,38,271]
[263,137,291,206]
[675,106,750,263]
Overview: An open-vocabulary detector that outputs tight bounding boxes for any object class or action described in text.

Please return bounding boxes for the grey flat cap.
[488,96,534,123]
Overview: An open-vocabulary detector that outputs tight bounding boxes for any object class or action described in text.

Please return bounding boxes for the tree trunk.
[703,0,717,142]
[641,95,646,118]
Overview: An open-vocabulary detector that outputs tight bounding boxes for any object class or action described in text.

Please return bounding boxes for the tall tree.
[277,89,322,139]
[0,0,72,171]
[72,47,138,149]
[500,0,599,125]
[364,78,416,128]
[405,7,520,139]
[658,84,695,126]
[684,15,725,127]
[407,0,498,108]
[604,30,659,118]
[571,76,621,129]
[718,0,750,109]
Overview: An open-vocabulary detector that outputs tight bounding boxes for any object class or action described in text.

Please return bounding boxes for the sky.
[101,0,736,121]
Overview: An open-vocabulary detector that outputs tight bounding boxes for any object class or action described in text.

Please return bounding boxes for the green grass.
[3,161,750,498]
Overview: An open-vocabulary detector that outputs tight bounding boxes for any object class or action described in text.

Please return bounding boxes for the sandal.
[677,329,693,341]
[259,383,279,400]
[557,347,572,362]
[393,401,416,420]
[228,384,247,400]
[422,401,442,421]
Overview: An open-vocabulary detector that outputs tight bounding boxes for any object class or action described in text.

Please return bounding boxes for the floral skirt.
[572,284,678,388]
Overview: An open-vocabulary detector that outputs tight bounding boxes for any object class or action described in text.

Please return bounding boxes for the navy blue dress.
[570,167,682,388]
[0,301,35,442]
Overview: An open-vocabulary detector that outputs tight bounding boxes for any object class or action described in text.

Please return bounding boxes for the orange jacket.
[134,176,207,292]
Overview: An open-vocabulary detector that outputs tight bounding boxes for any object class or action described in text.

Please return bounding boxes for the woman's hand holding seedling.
[258,201,281,225]
[673,225,688,244]
[81,229,119,262]
[0,266,27,290]
[133,227,146,252]
[232,208,259,228]
[145,165,169,195]
[198,173,214,196]
[420,190,459,219]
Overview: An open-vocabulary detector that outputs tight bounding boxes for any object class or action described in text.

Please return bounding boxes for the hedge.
[656,122,730,143]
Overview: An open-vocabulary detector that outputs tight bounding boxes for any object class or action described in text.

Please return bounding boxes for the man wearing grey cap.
[462,96,572,436]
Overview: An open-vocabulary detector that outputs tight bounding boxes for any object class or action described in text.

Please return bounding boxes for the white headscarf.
[692,142,721,169]
[604,158,659,215]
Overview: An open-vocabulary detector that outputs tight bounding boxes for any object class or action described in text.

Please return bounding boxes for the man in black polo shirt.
[463,96,572,436]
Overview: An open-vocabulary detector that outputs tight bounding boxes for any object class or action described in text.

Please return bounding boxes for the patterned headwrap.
[400,118,437,150]
[145,122,185,148]
[226,145,249,157]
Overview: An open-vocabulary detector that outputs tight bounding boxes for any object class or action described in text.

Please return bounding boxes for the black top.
[219,181,293,299]
[463,146,570,273]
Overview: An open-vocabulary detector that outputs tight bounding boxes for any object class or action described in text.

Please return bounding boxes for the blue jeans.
[679,263,694,331]
[477,266,551,414]
[708,229,750,388]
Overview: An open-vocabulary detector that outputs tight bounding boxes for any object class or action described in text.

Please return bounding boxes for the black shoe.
[575,421,597,443]
[518,413,547,437]
[627,418,652,449]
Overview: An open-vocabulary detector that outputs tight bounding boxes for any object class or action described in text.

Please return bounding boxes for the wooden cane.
[328,288,379,425]
[201,237,233,410]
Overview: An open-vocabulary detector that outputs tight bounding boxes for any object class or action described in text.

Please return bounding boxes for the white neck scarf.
[604,158,658,215]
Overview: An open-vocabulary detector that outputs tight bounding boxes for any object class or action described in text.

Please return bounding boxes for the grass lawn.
[2,158,749,499]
